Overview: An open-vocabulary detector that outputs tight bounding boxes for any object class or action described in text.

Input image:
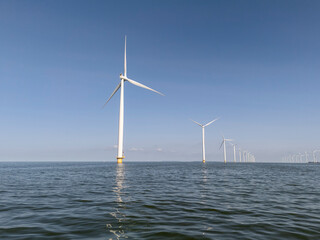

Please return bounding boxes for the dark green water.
[0,162,319,239]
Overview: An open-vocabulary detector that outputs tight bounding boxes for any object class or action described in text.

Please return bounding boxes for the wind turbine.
[191,118,219,163]
[239,148,242,162]
[230,143,237,162]
[220,136,233,163]
[243,150,248,162]
[312,150,319,163]
[104,36,164,164]
[305,152,309,163]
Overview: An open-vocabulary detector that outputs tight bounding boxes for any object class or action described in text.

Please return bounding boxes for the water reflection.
[107,164,127,239]
[115,164,125,204]
[201,164,208,184]
[200,164,214,236]
[200,164,209,199]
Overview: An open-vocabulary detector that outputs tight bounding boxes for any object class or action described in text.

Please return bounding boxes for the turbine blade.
[225,139,234,141]
[102,83,121,108]
[126,78,164,96]
[219,140,224,149]
[204,117,219,127]
[191,119,203,127]
[220,133,225,140]
[124,36,127,77]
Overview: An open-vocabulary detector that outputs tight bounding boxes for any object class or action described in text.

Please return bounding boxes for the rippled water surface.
[0,162,320,239]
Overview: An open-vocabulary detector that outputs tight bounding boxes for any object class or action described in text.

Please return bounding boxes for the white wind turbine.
[230,143,237,162]
[104,36,164,163]
[191,118,219,163]
[219,136,233,163]
[305,152,309,163]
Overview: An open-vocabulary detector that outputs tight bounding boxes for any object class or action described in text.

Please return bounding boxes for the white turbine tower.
[104,36,164,164]
[239,148,242,162]
[305,152,309,163]
[191,118,219,163]
[231,143,237,162]
[220,136,233,163]
[243,150,248,162]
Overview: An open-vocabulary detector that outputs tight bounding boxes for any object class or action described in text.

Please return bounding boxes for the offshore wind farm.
[1,1,320,240]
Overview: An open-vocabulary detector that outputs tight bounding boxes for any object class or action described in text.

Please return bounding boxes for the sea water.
[0,162,319,239]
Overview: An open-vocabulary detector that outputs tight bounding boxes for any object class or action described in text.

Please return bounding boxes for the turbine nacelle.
[119,74,128,80]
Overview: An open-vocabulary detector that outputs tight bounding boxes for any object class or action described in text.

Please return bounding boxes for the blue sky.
[1,0,320,162]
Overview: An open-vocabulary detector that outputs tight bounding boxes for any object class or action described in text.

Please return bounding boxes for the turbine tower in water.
[191,118,219,163]
[230,143,237,162]
[104,36,164,163]
[220,136,233,163]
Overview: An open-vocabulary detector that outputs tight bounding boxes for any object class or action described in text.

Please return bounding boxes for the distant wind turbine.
[305,152,309,163]
[229,143,237,162]
[220,136,233,163]
[191,118,219,163]
[104,36,164,164]
[243,150,248,162]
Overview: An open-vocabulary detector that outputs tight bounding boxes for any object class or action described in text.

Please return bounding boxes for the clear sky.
[1,0,320,162]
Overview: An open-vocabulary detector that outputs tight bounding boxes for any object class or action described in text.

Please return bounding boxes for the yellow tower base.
[202,160,206,163]
[117,157,124,164]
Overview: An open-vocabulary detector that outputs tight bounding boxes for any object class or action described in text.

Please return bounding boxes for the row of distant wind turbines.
[104,37,256,164]
[191,119,255,163]
[282,150,320,163]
